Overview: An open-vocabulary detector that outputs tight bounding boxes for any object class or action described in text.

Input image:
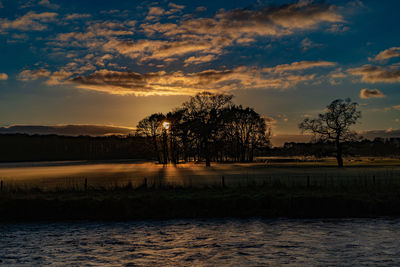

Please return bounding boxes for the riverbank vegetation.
[2,179,400,222]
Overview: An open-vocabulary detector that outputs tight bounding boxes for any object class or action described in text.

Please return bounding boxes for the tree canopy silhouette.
[299,98,361,167]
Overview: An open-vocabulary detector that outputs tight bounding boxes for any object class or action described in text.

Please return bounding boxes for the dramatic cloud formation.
[359,88,385,99]
[167,1,343,38]
[68,65,319,96]
[0,73,8,80]
[0,11,58,32]
[347,65,400,83]
[49,1,343,67]
[373,47,400,62]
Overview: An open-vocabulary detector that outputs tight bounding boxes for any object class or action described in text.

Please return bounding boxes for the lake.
[2,218,400,266]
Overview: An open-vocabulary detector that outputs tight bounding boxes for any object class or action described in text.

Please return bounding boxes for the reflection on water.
[1,218,400,266]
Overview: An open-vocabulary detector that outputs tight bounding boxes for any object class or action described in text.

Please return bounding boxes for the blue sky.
[0,0,399,136]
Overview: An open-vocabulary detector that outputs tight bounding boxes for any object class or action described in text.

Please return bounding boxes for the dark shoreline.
[2,186,400,222]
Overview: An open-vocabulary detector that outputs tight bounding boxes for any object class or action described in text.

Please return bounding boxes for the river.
[2,218,400,266]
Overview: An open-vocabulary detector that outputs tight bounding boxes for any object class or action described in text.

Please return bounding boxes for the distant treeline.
[270,138,400,157]
[0,134,153,162]
[1,134,399,163]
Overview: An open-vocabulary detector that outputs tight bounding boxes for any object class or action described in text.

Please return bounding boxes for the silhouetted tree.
[221,105,270,162]
[136,113,165,163]
[299,98,361,167]
[182,92,233,166]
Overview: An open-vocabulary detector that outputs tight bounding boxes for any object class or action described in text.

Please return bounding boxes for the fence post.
[0,180,3,192]
[84,178,88,191]
[221,176,225,188]
[143,177,147,189]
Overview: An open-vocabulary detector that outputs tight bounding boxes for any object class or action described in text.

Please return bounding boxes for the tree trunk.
[153,135,161,164]
[162,131,168,165]
[335,139,343,167]
[204,139,211,167]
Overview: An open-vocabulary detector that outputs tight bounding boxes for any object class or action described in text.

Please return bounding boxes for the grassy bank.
[2,183,400,222]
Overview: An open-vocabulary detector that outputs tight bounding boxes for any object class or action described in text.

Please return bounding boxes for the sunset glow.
[0,0,399,137]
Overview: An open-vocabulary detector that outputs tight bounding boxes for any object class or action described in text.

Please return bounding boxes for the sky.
[0,0,399,140]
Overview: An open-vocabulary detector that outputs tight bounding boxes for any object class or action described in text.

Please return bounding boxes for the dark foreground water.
[1,219,400,266]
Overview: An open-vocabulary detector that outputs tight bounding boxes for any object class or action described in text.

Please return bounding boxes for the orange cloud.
[17,69,51,81]
[0,11,58,32]
[373,47,400,62]
[67,65,317,96]
[348,65,400,83]
[359,88,385,99]
[0,73,8,80]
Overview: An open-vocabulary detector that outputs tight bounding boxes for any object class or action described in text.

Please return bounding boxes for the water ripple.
[2,218,400,266]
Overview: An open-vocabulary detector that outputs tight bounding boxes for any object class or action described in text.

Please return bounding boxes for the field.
[1,157,400,222]
[0,157,399,191]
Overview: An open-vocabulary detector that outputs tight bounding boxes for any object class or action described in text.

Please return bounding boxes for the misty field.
[0,157,400,192]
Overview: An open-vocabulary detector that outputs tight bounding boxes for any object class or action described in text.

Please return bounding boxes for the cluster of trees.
[136,92,271,166]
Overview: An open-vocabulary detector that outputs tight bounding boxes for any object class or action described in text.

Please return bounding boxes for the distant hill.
[0,125,135,136]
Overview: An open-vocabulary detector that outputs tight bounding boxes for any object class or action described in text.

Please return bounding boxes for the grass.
[1,158,400,222]
[2,183,400,222]
[1,157,400,191]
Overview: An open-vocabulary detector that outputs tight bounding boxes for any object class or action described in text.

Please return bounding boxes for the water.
[2,219,400,266]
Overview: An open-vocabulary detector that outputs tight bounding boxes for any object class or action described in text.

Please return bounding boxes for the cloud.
[165,1,343,38]
[64,13,92,20]
[347,65,400,83]
[0,73,8,80]
[0,11,58,32]
[393,105,400,110]
[43,1,345,70]
[146,6,165,20]
[45,70,73,85]
[184,54,217,65]
[67,64,317,96]
[38,0,60,9]
[373,47,400,62]
[168,3,185,10]
[264,117,277,127]
[54,21,135,50]
[300,37,323,51]
[195,6,207,12]
[102,38,228,61]
[17,69,51,81]
[359,88,385,99]
[264,60,337,72]
[130,1,343,64]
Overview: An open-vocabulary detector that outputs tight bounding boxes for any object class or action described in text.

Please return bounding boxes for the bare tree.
[299,98,361,167]
[183,92,233,166]
[136,113,165,164]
